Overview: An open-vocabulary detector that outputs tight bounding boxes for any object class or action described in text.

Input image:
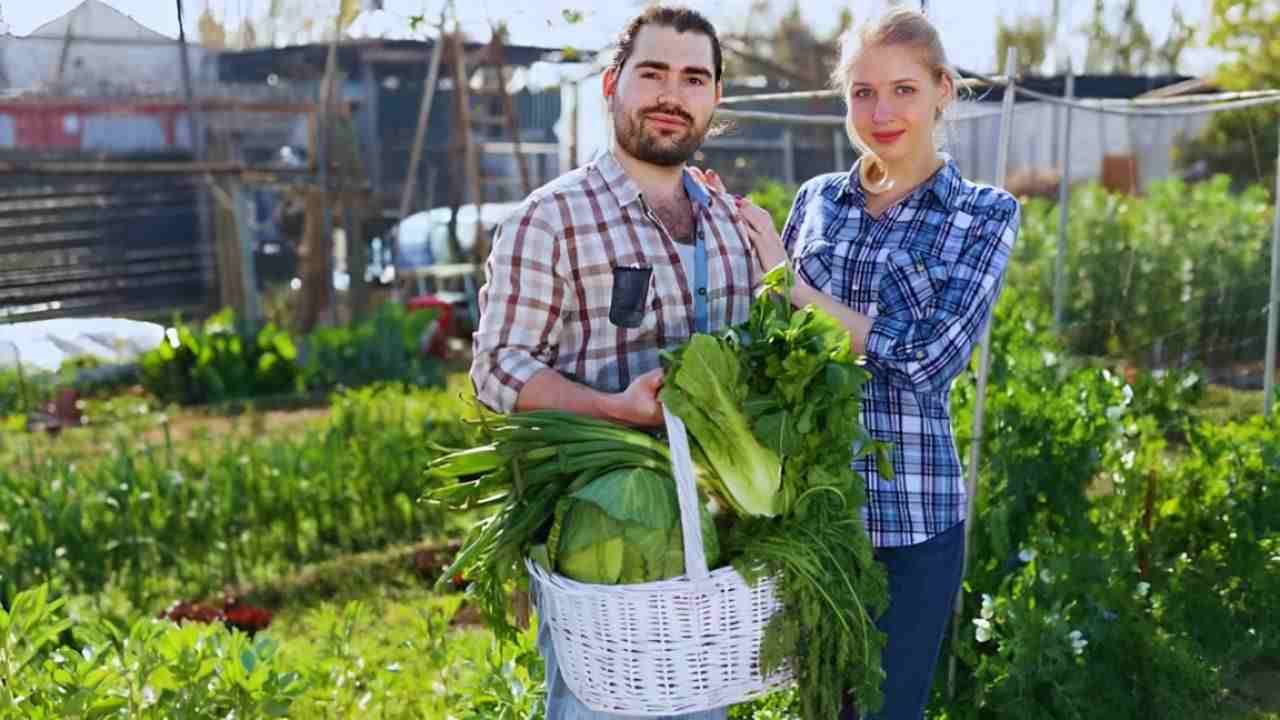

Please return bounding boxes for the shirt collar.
[840,154,961,212]
[597,150,713,210]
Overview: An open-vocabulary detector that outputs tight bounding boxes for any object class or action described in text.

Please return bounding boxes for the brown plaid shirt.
[471,151,758,413]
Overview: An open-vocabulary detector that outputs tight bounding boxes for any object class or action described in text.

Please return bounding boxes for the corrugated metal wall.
[0,170,214,322]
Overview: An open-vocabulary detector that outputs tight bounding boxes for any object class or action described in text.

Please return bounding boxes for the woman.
[702,8,1019,719]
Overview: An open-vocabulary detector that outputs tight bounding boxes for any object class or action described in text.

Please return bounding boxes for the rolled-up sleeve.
[864,196,1019,395]
[470,200,568,413]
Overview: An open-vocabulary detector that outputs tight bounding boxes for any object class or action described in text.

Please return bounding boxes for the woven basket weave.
[526,407,792,715]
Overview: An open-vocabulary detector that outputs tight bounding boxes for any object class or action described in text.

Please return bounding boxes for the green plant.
[302,302,442,391]
[140,308,301,405]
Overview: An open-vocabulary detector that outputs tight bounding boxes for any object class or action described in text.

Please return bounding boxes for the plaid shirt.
[782,156,1020,547]
[472,151,758,413]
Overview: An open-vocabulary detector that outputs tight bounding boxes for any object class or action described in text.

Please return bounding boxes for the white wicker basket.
[526,407,792,715]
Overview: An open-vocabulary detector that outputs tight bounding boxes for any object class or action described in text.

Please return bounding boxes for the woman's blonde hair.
[830,8,958,190]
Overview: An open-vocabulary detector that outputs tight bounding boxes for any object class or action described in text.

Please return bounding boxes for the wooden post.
[395,9,448,255]
[450,27,486,261]
[490,29,532,197]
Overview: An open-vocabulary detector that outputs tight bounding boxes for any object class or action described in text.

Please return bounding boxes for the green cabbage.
[550,467,720,585]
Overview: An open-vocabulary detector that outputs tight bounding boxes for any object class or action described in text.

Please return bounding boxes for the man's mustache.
[639,104,694,125]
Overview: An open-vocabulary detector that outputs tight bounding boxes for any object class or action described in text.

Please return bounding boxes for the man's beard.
[612,102,708,167]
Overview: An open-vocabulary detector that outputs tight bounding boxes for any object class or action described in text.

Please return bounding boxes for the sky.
[0,0,1226,75]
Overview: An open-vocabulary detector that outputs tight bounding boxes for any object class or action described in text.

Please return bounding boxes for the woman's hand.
[686,167,788,272]
[734,197,789,272]
[686,166,727,194]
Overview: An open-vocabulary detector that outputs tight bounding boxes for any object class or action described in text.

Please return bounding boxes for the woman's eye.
[896,86,916,95]
[853,88,872,98]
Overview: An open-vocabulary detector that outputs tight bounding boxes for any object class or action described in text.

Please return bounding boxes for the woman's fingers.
[688,167,728,194]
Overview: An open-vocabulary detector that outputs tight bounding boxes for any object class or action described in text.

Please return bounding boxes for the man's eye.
[688,77,705,86]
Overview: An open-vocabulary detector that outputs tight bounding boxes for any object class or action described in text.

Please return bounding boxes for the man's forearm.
[515,368,627,422]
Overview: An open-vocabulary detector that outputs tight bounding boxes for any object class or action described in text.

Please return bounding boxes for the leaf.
[569,467,679,530]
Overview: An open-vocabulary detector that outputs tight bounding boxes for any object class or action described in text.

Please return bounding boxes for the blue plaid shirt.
[781,156,1019,547]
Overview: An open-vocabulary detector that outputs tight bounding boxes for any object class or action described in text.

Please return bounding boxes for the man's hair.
[609,6,723,83]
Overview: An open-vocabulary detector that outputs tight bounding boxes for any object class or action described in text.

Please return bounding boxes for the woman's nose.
[872,98,893,124]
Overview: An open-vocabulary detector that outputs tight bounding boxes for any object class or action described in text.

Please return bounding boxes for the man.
[470,6,756,719]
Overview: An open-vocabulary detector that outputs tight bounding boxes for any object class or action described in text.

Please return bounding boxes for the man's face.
[604,24,721,167]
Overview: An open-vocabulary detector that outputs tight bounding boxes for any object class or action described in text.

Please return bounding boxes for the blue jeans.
[535,592,728,720]
[841,521,967,720]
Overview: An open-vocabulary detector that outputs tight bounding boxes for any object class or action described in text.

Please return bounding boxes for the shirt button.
[915,262,925,272]
[916,350,926,360]
[697,287,707,296]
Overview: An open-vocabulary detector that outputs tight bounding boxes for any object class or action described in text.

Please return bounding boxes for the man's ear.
[602,67,619,98]
[714,79,723,104]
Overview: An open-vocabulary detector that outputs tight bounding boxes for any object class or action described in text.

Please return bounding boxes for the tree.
[198,7,228,49]
[1175,0,1280,193]
[995,15,1049,74]
[1082,0,1154,73]
[1154,6,1196,75]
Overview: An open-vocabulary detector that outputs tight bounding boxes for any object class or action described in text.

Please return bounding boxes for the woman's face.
[846,42,952,165]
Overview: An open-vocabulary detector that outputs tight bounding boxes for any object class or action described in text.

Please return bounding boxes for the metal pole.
[949,46,1017,701]
[1053,72,1075,332]
[781,127,796,187]
[233,182,261,325]
[175,0,215,312]
[1265,121,1280,417]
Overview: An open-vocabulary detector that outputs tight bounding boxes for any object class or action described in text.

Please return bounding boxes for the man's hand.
[601,368,666,427]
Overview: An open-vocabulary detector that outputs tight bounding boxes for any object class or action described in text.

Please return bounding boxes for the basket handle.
[663,405,710,581]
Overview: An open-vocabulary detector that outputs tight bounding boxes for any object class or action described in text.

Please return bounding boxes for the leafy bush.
[301,302,442,391]
[1014,176,1273,369]
[140,308,301,405]
[139,303,443,407]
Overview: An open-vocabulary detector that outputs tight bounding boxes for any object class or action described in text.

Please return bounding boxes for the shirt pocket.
[876,249,951,322]
[791,235,835,293]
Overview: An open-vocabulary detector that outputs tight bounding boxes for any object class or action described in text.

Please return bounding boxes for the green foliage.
[1176,0,1280,192]
[140,303,443,406]
[747,180,799,233]
[302,302,443,391]
[1,584,304,719]
[1014,177,1274,368]
[995,15,1049,74]
[938,283,1279,720]
[140,308,301,405]
[0,384,478,609]
[1,581,545,720]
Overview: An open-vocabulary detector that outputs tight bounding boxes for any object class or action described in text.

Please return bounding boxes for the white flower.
[1121,450,1136,469]
[1122,384,1134,404]
[1105,405,1125,421]
[1068,630,1088,655]
[973,618,993,643]
[1040,569,1054,583]
[142,687,157,707]
[1018,548,1037,563]
[981,594,995,620]
[1136,581,1150,597]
